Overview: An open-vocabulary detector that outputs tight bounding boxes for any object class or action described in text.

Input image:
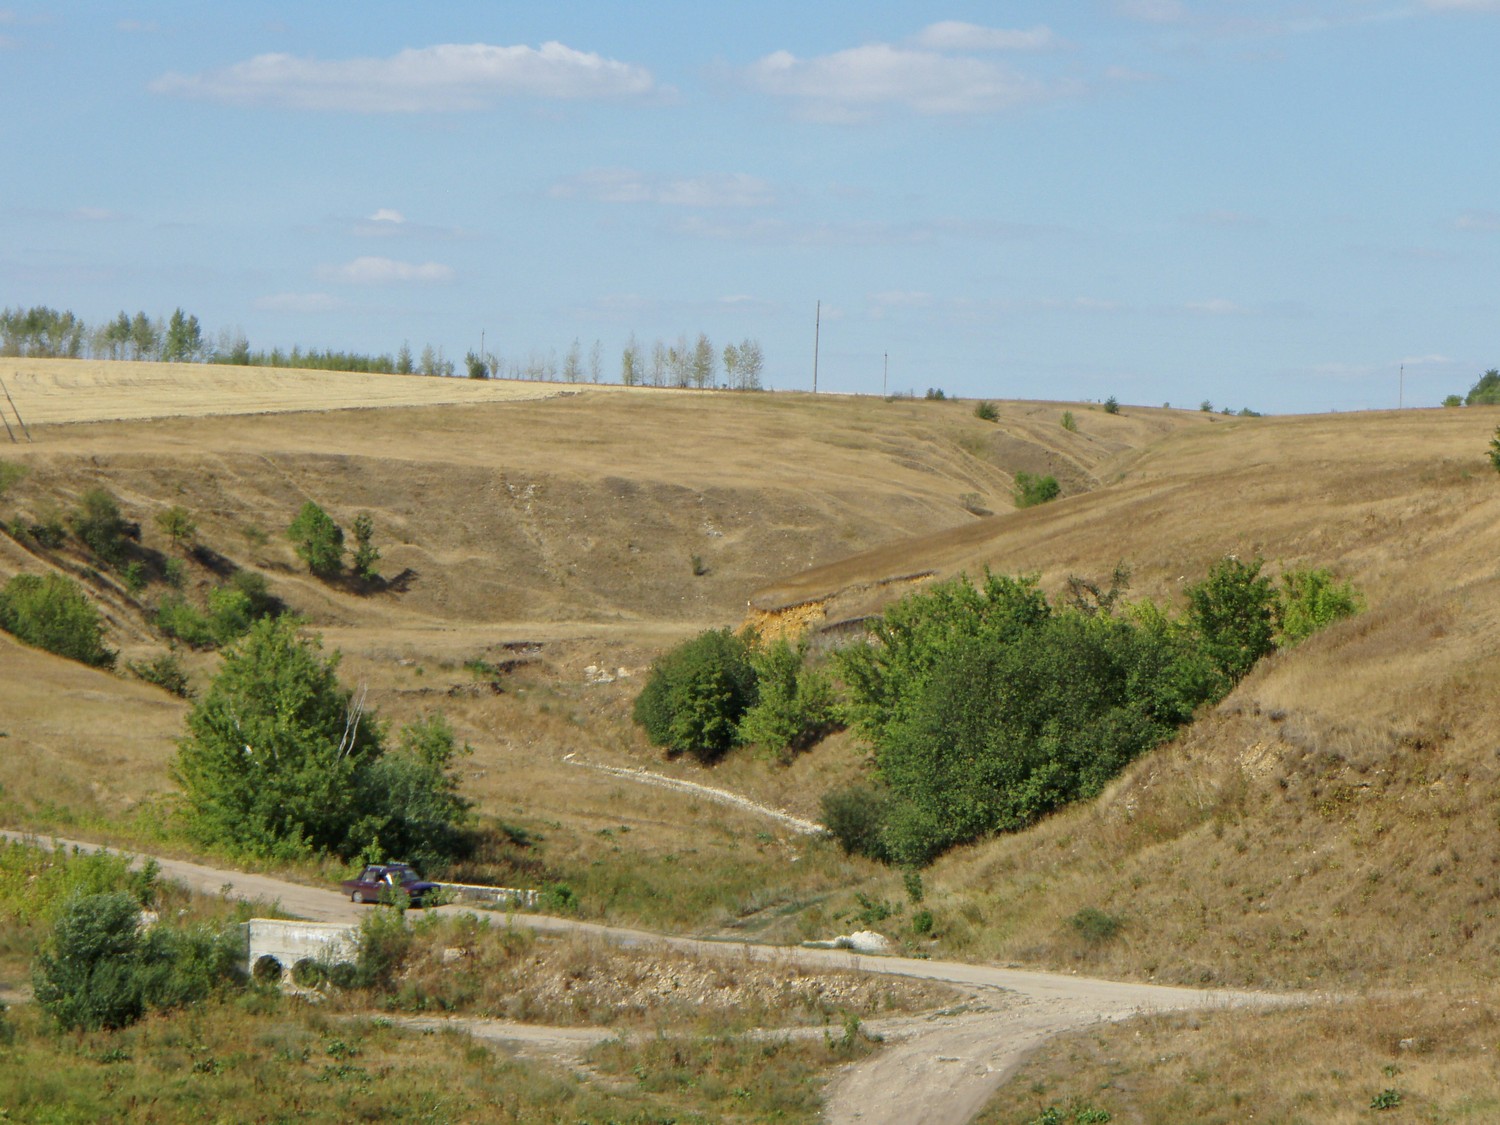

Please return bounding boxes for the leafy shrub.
[973,400,998,422]
[70,487,130,566]
[31,891,243,1031]
[839,571,1220,865]
[911,909,934,935]
[27,508,66,548]
[819,784,893,863]
[32,891,148,1031]
[1013,472,1060,509]
[924,387,947,401]
[737,638,838,761]
[1185,556,1276,687]
[359,715,473,873]
[252,954,283,984]
[1276,567,1362,645]
[291,958,327,988]
[122,561,147,595]
[1490,425,1500,474]
[128,652,193,697]
[154,505,197,549]
[1061,411,1077,432]
[1103,395,1120,414]
[540,882,580,914]
[0,573,115,667]
[1070,906,1123,943]
[633,628,758,762]
[1443,394,1463,407]
[287,501,344,576]
[155,593,215,648]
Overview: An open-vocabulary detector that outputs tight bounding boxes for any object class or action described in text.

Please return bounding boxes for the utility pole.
[883,352,888,398]
[812,300,820,394]
[1399,364,1404,410]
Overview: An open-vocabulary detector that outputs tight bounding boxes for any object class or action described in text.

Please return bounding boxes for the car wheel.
[351,890,365,904]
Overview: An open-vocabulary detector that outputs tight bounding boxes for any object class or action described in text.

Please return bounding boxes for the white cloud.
[70,206,125,222]
[319,256,454,284]
[550,168,774,207]
[254,292,343,313]
[369,208,405,224]
[743,43,1053,120]
[150,42,657,112]
[914,22,1057,51]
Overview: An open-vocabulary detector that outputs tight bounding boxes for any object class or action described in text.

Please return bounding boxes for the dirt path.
[2,830,1305,1124]
[563,755,825,835]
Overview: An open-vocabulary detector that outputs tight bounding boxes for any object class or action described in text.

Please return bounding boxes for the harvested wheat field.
[6,359,1500,1122]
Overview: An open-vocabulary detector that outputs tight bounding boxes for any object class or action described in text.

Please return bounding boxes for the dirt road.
[3,831,1303,1124]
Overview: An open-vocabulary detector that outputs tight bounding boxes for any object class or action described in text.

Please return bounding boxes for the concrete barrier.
[245,918,358,978]
[436,883,539,909]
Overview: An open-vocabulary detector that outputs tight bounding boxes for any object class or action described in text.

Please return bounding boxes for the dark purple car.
[341,862,438,906]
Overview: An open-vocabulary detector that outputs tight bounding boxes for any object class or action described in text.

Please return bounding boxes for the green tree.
[735,339,764,391]
[1185,556,1276,687]
[621,334,642,386]
[464,350,489,379]
[129,311,159,360]
[974,400,999,422]
[71,487,129,566]
[633,628,758,762]
[691,333,716,388]
[163,308,203,362]
[737,637,837,761]
[0,573,115,667]
[155,504,197,549]
[351,512,380,581]
[359,715,473,871]
[287,501,344,576]
[174,617,383,858]
[1466,369,1500,406]
[1103,395,1120,414]
[1490,425,1500,473]
[396,342,414,375]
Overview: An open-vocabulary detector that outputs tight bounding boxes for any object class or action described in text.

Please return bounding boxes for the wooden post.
[1,376,31,441]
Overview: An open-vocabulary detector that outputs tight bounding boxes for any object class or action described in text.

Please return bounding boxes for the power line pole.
[883,352,888,398]
[1399,364,1404,410]
[812,300,820,394]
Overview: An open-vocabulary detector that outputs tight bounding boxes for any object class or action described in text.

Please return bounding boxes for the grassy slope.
[7,365,1500,1119]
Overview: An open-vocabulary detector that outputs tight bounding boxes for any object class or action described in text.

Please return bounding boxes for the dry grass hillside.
[7,361,1500,1119]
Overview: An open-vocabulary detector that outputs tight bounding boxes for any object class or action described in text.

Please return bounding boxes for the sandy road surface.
[2,831,1304,1124]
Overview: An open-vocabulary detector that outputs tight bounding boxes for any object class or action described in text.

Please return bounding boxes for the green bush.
[737,638,838,761]
[1276,567,1362,646]
[128,652,193,698]
[27,508,66,549]
[154,593,215,648]
[973,400,998,422]
[839,571,1220,865]
[1442,394,1463,408]
[287,501,344,576]
[1103,396,1120,414]
[358,715,473,873]
[1490,425,1500,474]
[1013,472,1060,509]
[1061,411,1077,432]
[32,891,148,1031]
[71,487,130,566]
[633,628,758,762]
[1070,906,1123,943]
[819,783,893,863]
[1185,556,1276,687]
[0,459,25,500]
[0,573,115,667]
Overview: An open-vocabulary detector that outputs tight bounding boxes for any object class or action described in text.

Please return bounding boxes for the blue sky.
[2,1,1498,413]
